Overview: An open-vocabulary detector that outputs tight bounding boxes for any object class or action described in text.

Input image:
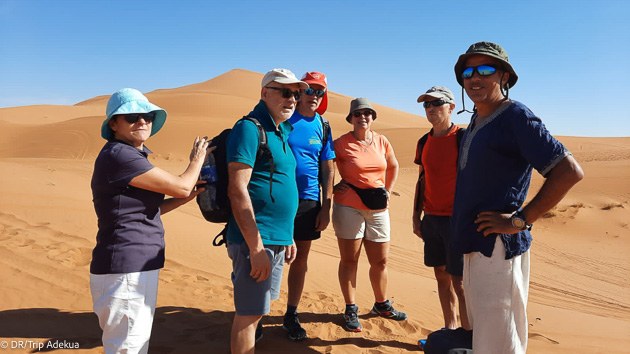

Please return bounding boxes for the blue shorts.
[227,241,285,316]
[420,214,463,276]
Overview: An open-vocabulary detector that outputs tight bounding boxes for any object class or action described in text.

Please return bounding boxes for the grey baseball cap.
[261,68,309,89]
[417,86,455,104]
[346,97,377,122]
[454,41,518,88]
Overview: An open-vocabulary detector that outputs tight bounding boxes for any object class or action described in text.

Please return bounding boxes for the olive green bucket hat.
[346,97,377,123]
[454,41,518,88]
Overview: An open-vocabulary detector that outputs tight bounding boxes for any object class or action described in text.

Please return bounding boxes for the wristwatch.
[510,211,532,231]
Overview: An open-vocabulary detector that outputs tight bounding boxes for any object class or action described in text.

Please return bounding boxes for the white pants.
[90,270,160,354]
[463,238,529,354]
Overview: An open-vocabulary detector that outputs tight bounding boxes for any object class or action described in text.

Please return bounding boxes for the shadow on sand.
[0,307,418,353]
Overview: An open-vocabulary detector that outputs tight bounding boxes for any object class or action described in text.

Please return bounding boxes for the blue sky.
[1,0,628,137]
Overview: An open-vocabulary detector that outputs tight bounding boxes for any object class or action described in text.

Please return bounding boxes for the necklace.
[352,131,373,152]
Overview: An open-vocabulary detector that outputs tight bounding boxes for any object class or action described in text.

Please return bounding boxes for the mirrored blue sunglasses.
[304,88,326,97]
[462,65,497,79]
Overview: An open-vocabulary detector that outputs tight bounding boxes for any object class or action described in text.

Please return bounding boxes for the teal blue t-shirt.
[225,100,298,245]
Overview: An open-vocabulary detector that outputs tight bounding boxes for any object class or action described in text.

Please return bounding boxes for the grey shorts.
[227,241,285,316]
[332,202,390,243]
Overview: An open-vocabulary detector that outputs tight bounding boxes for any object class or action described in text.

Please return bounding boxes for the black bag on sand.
[348,184,389,210]
[424,328,473,354]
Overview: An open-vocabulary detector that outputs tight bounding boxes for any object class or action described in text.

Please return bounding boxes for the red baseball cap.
[301,71,328,115]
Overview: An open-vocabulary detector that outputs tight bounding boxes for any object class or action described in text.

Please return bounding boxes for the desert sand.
[0,69,628,353]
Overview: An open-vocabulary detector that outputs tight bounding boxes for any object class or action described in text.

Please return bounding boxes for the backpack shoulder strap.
[456,126,465,150]
[239,116,275,203]
[419,126,464,162]
[416,132,430,170]
[212,224,228,247]
[319,115,330,153]
[414,132,429,213]
[240,116,268,158]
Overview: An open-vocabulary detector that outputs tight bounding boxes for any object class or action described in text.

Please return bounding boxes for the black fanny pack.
[348,184,388,210]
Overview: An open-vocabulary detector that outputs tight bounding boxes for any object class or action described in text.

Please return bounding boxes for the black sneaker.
[255,320,263,343]
[282,312,307,341]
[370,300,407,321]
[344,305,363,332]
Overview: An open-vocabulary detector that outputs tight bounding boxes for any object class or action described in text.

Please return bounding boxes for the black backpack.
[423,327,472,354]
[197,116,274,246]
[199,114,331,246]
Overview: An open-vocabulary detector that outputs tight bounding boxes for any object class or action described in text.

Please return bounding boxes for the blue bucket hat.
[101,88,167,140]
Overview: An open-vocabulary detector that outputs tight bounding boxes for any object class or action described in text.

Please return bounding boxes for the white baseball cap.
[261,68,309,89]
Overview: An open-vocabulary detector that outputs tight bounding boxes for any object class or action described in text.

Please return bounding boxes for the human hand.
[474,211,519,236]
[284,244,297,265]
[249,248,271,282]
[315,208,330,231]
[189,136,212,163]
[412,216,423,239]
[189,180,207,196]
[179,181,206,202]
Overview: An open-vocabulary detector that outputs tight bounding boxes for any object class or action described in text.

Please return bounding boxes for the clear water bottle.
[198,152,218,211]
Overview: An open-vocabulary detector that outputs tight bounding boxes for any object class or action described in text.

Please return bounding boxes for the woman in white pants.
[90,88,209,353]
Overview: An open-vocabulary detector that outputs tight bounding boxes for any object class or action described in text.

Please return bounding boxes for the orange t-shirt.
[414,125,460,216]
[333,131,393,210]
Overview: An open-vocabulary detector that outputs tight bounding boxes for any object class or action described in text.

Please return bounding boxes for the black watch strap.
[512,211,532,231]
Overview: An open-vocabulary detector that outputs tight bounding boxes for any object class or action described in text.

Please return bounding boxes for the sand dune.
[0,69,628,353]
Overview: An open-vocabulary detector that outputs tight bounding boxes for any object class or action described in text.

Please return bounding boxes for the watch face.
[512,217,526,229]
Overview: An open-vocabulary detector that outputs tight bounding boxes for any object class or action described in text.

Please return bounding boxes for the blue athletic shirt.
[226,100,299,246]
[451,100,571,259]
[288,111,335,201]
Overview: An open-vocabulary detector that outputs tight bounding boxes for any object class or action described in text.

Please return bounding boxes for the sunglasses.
[266,86,302,101]
[120,112,156,124]
[304,88,326,98]
[352,109,373,118]
[423,100,449,108]
[462,65,497,79]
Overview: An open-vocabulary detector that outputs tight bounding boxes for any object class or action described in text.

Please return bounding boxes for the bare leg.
[337,238,363,304]
[434,266,458,329]
[287,240,312,307]
[231,314,261,354]
[363,240,389,302]
[452,275,471,330]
